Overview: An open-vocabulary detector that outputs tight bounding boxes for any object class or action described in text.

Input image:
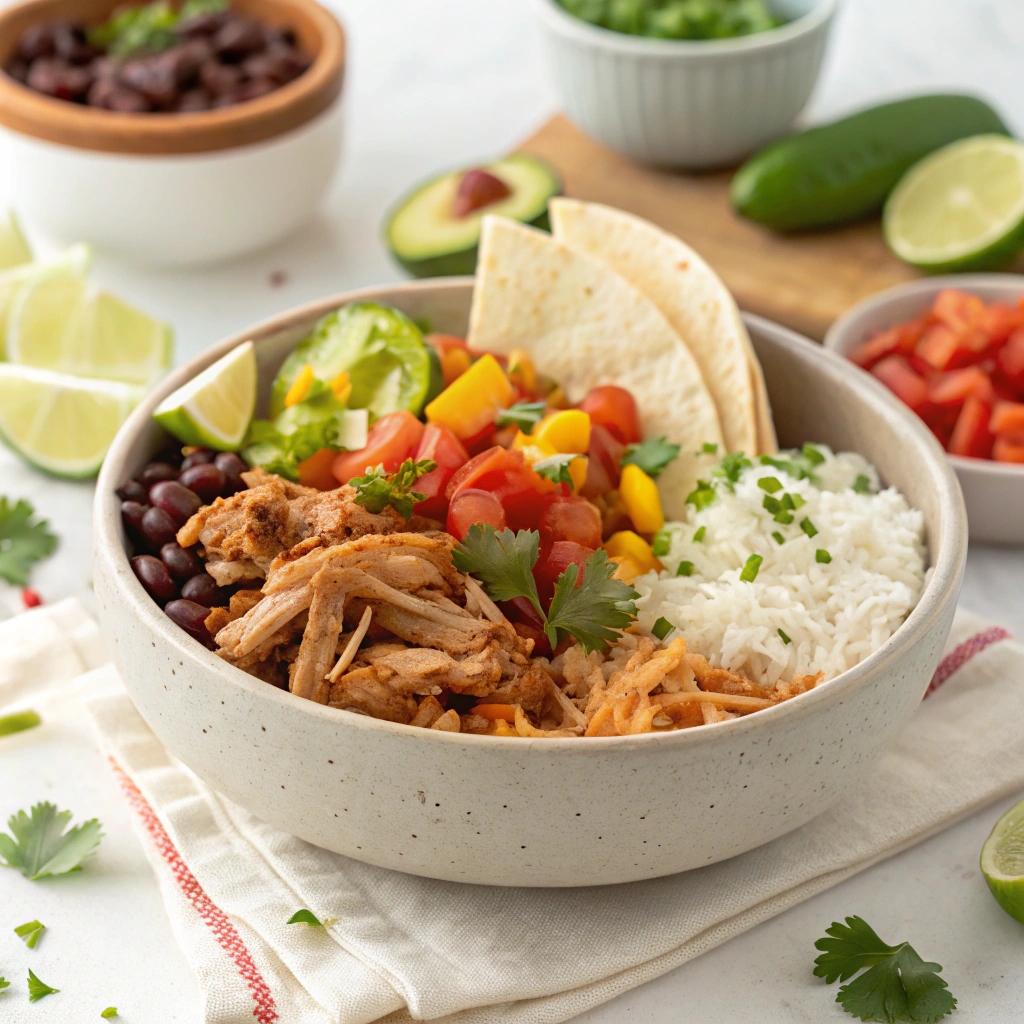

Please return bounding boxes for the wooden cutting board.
[516,115,926,341]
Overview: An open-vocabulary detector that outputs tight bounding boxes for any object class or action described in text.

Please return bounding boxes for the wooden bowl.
[0,0,346,155]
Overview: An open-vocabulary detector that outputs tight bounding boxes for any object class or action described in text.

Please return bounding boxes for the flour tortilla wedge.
[549,199,776,455]
[468,216,723,517]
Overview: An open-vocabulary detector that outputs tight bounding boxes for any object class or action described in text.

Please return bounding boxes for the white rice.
[635,446,926,688]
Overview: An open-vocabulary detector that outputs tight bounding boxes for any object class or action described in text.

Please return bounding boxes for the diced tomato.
[990,401,1024,440]
[994,437,1024,463]
[533,541,594,607]
[948,397,994,459]
[446,488,506,541]
[412,424,469,520]
[849,322,922,370]
[426,334,469,358]
[916,324,975,371]
[871,356,930,414]
[580,423,625,499]
[331,410,425,484]
[932,289,985,333]
[539,496,603,549]
[297,447,341,490]
[997,328,1024,392]
[928,367,995,408]
[577,385,642,445]
[979,304,1024,344]
[461,422,501,456]
[498,596,552,656]
[446,446,556,532]
[426,335,474,387]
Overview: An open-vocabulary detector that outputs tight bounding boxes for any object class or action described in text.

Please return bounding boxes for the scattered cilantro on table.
[101,1009,119,1019]
[27,969,59,1002]
[350,459,436,518]
[0,803,102,881]
[0,976,9,990]
[0,498,58,586]
[287,909,337,927]
[14,920,45,949]
[620,436,680,478]
[814,916,956,1022]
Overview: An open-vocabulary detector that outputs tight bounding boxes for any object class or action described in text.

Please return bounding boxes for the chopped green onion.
[14,920,45,949]
[686,480,717,511]
[758,476,782,493]
[772,531,785,545]
[774,510,794,525]
[802,443,826,466]
[692,526,706,542]
[651,616,675,641]
[778,628,792,645]
[781,492,795,510]
[853,474,871,494]
[790,492,806,509]
[715,452,752,486]
[739,554,763,582]
[800,517,818,538]
[0,710,41,738]
[816,549,832,564]
[652,529,672,558]
[701,442,719,455]
[676,560,694,577]
[762,495,782,514]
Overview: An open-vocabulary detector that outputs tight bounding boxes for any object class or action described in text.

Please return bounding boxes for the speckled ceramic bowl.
[93,279,966,887]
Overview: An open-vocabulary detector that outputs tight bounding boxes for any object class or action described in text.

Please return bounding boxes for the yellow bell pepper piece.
[284,364,314,408]
[610,554,644,583]
[512,431,588,492]
[440,347,472,386]
[507,349,537,394]
[425,353,515,440]
[604,530,662,574]
[533,409,591,454]
[330,370,352,405]
[619,463,664,535]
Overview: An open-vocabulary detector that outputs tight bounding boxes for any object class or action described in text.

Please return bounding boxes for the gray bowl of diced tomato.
[825,275,1024,546]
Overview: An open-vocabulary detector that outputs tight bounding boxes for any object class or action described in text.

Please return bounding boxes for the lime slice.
[0,244,91,359]
[0,210,32,271]
[981,797,1024,924]
[154,341,257,451]
[884,134,1024,272]
[0,364,142,478]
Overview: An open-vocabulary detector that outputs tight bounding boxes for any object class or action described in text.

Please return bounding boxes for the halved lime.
[153,341,257,451]
[981,797,1024,924]
[0,364,142,478]
[0,210,32,271]
[884,134,1024,272]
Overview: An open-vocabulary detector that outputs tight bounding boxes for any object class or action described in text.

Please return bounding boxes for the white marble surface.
[1,0,1023,1020]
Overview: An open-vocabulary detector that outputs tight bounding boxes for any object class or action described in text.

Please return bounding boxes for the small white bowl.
[531,0,838,169]
[825,274,1024,546]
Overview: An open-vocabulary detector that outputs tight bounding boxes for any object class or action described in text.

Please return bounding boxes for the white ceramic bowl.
[531,0,838,169]
[825,274,1024,546]
[94,279,966,887]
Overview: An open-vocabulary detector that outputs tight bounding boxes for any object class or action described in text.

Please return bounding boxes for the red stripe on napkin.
[110,758,278,1024]
[925,627,1011,698]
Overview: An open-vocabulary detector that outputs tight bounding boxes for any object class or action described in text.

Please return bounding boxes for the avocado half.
[384,153,562,278]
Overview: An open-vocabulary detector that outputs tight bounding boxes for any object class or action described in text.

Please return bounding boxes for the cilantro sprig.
[814,916,956,1022]
[27,969,58,1002]
[350,459,436,518]
[0,803,103,881]
[452,525,638,653]
[533,453,578,488]
[0,499,57,586]
[620,436,680,478]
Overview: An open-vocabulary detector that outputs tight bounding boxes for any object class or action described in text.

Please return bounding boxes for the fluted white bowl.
[532,0,838,169]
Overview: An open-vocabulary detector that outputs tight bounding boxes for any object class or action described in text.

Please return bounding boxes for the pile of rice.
[635,446,926,688]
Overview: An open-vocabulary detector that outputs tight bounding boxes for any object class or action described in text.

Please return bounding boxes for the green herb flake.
[686,480,717,512]
[774,510,794,525]
[287,909,324,927]
[495,401,547,431]
[762,495,782,515]
[692,526,706,543]
[800,517,819,539]
[778,628,791,645]
[14,919,45,949]
[532,453,578,489]
[781,492,795,510]
[816,549,832,564]
[0,802,103,881]
[0,498,58,586]
[350,458,435,518]
[621,436,681,478]
[813,915,956,1023]
[0,710,42,738]
[675,560,694,577]
[714,452,753,486]
[790,492,806,509]
[772,531,785,545]
[700,442,719,455]
[27,969,59,1003]
[651,529,673,558]
[853,474,872,494]
[802,443,826,467]
[758,476,782,494]
[101,1009,119,1019]
[651,616,675,641]
[0,977,9,990]
[739,554,763,583]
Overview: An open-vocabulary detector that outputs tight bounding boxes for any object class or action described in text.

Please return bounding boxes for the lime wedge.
[0,210,32,271]
[0,364,142,478]
[981,798,1024,925]
[884,134,1024,272]
[154,341,257,451]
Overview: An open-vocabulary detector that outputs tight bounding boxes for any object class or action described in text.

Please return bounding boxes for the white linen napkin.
[1,599,1020,1024]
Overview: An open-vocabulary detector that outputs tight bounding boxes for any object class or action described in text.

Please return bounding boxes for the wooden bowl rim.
[0,0,345,155]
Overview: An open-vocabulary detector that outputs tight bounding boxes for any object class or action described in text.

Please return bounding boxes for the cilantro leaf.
[532,453,577,488]
[27,969,59,1002]
[101,1009,119,1019]
[14,919,45,949]
[496,401,547,431]
[350,459,435,518]
[0,977,9,990]
[853,474,872,494]
[545,549,638,654]
[0,499,58,586]
[0,710,42,738]
[452,525,543,617]
[814,916,956,1023]
[0,803,103,881]
[620,436,680,478]
[287,909,324,927]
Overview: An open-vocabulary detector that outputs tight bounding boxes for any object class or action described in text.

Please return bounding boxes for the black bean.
[176,11,230,38]
[161,542,203,580]
[121,57,178,109]
[214,16,266,62]
[181,573,222,607]
[117,479,148,502]
[179,463,226,503]
[213,451,248,475]
[199,59,241,97]
[131,554,178,603]
[175,88,212,112]
[17,24,57,61]
[149,480,202,525]
[121,500,149,540]
[165,599,214,646]
[140,506,179,549]
[140,461,179,485]
[27,58,93,101]
[180,447,215,471]
[5,57,30,83]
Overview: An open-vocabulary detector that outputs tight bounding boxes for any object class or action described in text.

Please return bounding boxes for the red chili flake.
[22,588,43,608]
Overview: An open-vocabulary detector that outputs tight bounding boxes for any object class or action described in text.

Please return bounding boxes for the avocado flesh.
[385,153,561,278]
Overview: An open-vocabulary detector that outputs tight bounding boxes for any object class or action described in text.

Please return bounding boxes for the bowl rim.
[94,276,966,754]
[531,0,839,57]
[823,272,1024,479]
[0,0,345,155]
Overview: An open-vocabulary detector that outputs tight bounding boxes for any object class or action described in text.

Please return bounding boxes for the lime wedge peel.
[981,797,1024,925]
[0,364,142,479]
[884,134,1024,272]
[154,341,257,451]
[0,209,32,271]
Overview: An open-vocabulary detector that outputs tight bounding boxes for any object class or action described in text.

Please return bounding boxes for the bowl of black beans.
[0,0,346,265]
[117,442,251,648]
